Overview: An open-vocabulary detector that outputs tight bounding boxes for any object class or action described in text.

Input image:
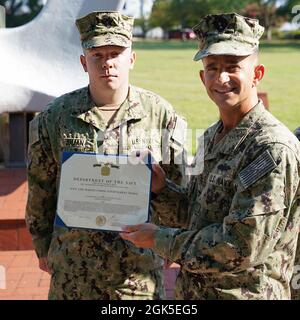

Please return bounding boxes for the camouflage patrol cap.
[193,13,264,61]
[75,11,134,49]
[294,127,300,141]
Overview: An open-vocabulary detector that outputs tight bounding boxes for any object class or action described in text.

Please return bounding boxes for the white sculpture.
[0,0,125,113]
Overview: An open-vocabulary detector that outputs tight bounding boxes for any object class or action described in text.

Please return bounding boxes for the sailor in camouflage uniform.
[121,13,300,299]
[26,11,186,300]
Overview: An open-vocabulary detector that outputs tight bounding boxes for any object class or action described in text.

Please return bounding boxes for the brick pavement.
[0,250,50,300]
[0,250,179,300]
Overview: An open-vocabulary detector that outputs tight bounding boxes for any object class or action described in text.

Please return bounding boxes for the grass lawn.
[131,40,300,139]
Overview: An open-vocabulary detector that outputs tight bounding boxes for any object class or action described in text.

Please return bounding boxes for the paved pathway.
[0,250,179,300]
[0,250,50,300]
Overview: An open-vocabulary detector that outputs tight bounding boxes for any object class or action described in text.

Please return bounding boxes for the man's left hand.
[120,223,159,249]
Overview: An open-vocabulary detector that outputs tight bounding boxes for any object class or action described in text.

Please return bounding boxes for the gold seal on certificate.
[55,152,152,232]
[95,215,107,227]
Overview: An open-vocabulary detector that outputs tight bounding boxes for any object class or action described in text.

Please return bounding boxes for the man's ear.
[129,50,136,70]
[199,70,205,86]
[253,64,265,87]
[80,54,88,72]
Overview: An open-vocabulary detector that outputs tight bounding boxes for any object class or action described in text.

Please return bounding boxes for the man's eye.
[111,52,119,58]
[227,66,239,72]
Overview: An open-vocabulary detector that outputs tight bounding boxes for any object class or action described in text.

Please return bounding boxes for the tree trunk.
[267,26,272,41]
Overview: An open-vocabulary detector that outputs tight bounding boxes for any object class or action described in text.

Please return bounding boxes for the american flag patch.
[238,150,277,190]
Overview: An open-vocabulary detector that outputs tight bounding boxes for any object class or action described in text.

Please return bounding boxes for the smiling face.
[80,45,136,92]
[200,54,264,112]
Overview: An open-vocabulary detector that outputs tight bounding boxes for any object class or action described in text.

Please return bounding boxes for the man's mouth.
[100,74,117,78]
[214,88,235,94]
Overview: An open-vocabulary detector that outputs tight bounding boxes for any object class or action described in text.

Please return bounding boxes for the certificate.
[55,152,152,232]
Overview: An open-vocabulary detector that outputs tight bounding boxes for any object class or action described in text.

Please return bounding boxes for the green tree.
[277,0,300,19]
[172,0,258,27]
[150,0,256,31]
[149,0,173,32]
[242,1,287,40]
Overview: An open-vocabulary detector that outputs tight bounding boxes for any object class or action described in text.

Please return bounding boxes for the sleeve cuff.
[153,227,179,259]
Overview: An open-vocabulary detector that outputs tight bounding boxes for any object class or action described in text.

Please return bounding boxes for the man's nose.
[102,58,113,69]
[217,71,230,84]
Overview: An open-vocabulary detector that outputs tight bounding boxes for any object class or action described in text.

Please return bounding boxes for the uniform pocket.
[199,173,233,223]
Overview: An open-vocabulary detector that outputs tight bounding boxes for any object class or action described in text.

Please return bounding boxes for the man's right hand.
[152,163,166,194]
[130,150,166,194]
[39,257,51,274]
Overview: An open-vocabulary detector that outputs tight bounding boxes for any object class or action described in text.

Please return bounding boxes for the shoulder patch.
[171,116,187,146]
[238,150,277,190]
[28,116,40,146]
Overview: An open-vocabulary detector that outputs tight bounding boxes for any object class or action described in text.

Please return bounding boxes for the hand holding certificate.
[55,152,152,232]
